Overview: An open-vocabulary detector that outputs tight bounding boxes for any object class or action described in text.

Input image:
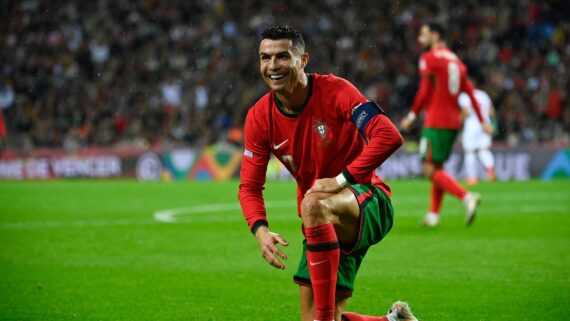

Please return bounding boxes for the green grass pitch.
[0,179,569,320]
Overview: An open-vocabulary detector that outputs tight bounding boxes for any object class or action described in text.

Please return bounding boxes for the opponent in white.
[459,88,496,184]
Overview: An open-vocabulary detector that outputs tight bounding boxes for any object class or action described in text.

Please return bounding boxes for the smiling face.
[259,38,309,94]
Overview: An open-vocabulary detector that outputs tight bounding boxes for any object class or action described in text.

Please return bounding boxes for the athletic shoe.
[422,212,439,227]
[464,192,481,226]
[387,301,419,321]
[465,177,478,185]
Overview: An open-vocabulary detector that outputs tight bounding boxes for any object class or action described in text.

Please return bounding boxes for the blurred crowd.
[1,0,569,151]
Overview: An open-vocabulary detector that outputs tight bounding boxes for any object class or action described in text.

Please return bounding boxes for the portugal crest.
[313,118,333,146]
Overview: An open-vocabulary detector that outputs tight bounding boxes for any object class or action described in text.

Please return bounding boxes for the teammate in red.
[401,22,493,227]
[239,26,419,321]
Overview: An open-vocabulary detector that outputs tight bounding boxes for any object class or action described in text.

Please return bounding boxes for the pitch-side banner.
[0,145,568,180]
[0,149,128,179]
[0,144,241,181]
[262,146,570,181]
[376,148,552,181]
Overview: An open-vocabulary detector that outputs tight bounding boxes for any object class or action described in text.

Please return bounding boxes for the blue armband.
[351,101,387,137]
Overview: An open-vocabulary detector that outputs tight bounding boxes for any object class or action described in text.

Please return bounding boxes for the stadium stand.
[1,0,568,150]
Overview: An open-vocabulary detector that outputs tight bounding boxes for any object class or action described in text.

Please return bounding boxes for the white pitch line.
[152,202,569,223]
[0,192,568,229]
[0,218,157,229]
[153,200,296,223]
[391,192,570,203]
[152,191,570,223]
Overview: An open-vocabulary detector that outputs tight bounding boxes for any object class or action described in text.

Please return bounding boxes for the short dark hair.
[426,22,447,40]
[260,25,305,53]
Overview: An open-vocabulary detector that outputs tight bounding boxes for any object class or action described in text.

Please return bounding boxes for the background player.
[459,78,497,185]
[238,26,418,321]
[400,22,493,228]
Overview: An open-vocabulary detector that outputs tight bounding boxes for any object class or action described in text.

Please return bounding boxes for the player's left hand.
[482,122,493,135]
[305,178,343,195]
[255,226,289,270]
[400,117,413,132]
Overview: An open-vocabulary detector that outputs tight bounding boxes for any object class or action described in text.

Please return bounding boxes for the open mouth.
[269,74,286,81]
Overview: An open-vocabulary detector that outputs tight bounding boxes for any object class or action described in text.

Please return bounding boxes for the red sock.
[429,182,443,213]
[306,223,340,321]
[342,312,389,321]
[432,169,467,199]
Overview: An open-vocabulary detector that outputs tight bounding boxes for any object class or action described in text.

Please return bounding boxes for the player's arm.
[307,102,403,194]
[343,102,404,184]
[488,104,497,135]
[401,56,434,131]
[401,75,433,131]
[458,93,471,121]
[238,110,288,269]
[461,78,492,134]
[461,107,470,121]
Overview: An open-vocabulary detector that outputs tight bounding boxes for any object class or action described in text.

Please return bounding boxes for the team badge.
[315,119,328,138]
[313,118,333,147]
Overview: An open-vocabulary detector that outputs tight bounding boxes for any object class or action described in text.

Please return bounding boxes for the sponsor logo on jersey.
[273,139,288,150]
[243,149,253,158]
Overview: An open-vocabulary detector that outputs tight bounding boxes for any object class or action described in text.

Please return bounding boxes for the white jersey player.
[458,88,496,184]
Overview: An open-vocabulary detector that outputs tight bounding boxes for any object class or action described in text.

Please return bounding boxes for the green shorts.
[419,128,458,163]
[293,184,394,296]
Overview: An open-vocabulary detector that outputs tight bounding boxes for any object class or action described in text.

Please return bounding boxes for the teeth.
[270,74,285,80]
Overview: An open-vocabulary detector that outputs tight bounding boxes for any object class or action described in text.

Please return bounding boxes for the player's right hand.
[255,226,289,270]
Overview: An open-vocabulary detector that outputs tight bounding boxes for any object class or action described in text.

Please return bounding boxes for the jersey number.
[447,62,460,95]
[281,155,297,172]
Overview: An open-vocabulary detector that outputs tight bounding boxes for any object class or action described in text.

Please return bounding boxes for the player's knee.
[300,194,329,226]
[300,194,324,217]
[424,161,441,178]
[423,165,435,178]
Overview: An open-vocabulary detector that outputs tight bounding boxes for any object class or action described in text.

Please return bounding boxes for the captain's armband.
[351,101,387,136]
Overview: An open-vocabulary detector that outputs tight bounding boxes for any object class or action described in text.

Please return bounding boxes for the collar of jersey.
[273,74,313,118]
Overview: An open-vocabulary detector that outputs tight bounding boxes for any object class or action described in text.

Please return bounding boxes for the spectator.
[0,80,15,143]
[0,0,568,150]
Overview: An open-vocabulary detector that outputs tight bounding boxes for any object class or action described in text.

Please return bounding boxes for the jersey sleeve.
[238,107,271,234]
[343,103,404,183]
[410,53,434,114]
[331,76,368,113]
[418,53,433,76]
[333,78,403,183]
[410,74,433,114]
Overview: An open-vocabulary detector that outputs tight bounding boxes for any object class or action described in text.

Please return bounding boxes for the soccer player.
[459,82,496,185]
[400,22,493,228]
[238,26,419,321]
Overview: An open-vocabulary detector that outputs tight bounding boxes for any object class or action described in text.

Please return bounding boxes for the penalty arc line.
[153,200,297,223]
[0,192,568,229]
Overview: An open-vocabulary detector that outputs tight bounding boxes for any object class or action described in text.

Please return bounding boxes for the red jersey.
[239,74,403,232]
[411,48,483,129]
